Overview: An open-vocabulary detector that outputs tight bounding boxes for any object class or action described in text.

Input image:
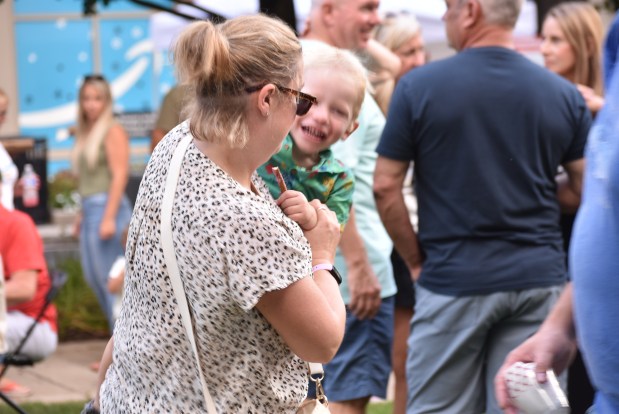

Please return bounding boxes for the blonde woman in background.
[372,12,426,414]
[71,75,131,331]
[541,2,605,115]
[372,12,426,115]
[540,3,604,410]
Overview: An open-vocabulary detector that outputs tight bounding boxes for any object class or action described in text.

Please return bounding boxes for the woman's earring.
[265,111,270,117]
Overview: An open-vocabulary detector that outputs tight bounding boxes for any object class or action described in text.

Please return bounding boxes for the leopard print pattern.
[100,121,312,413]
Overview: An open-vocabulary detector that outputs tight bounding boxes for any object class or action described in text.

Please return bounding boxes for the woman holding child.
[94,14,345,413]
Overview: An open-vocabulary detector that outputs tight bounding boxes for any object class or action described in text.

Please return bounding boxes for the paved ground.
[2,340,107,404]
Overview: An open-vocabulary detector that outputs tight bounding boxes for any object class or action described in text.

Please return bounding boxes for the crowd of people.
[1,0,619,412]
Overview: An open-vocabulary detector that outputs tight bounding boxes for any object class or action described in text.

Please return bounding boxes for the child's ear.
[341,121,360,141]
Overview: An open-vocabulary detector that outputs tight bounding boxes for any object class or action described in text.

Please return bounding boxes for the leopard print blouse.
[100,121,312,413]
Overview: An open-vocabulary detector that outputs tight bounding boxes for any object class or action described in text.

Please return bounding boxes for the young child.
[258,40,367,231]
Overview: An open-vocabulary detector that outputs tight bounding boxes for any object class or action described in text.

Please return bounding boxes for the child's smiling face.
[289,68,359,160]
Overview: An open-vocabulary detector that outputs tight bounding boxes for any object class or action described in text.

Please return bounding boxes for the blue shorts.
[309,296,395,402]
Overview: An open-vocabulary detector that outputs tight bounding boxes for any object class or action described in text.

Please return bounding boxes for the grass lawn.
[0,401,394,413]
[0,402,87,414]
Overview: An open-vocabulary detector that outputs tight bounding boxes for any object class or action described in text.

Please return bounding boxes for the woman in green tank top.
[71,75,132,331]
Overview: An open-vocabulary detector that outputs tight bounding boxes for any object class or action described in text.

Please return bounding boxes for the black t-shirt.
[377,47,591,295]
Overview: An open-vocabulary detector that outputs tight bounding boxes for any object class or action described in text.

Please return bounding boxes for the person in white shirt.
[0,89,18,210]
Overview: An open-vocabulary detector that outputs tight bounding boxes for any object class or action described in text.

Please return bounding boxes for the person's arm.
[100,124,130,240]
[256,201,346,363]
[92,336,115,410]
[374,156,423,279]
[495,283,577,414]
[556,159,584,214]
[3,212,45,306]
[107,258,125,294]
[107,270,124,294]
[4,270,38,306]
[339,208,381,319]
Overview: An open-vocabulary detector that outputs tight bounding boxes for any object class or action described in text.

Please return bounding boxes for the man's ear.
[341,120,360,141]
[257,84,276,117]
[322,0,336,28]
[463,0,482,29]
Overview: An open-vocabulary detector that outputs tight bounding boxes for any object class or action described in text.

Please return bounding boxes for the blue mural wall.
[13,0,177,176]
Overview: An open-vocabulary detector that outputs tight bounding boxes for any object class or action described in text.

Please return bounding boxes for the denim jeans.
[79,193,132,330]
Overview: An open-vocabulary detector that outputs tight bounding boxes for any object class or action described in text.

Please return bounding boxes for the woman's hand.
[277,190,318,230]
[576,84,605,114]
[302,200,341,264]
[99,217,116,240]
[72,213,82,239]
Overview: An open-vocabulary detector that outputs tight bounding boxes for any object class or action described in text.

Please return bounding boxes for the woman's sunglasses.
[245,83,317,116]
[84,74,106,82]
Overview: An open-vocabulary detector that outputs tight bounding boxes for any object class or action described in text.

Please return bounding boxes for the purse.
[296,362,331,413]
[162,134,331,414]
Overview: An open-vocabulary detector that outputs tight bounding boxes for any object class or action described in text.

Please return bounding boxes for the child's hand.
[277,190,318,230]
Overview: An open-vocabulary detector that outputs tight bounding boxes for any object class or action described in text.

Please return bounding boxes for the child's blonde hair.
[301,40,367,122]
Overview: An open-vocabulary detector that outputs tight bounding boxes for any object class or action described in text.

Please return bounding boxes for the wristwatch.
[312,263,342,285]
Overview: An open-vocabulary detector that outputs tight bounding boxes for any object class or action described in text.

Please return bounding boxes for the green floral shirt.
[258,134,355,228]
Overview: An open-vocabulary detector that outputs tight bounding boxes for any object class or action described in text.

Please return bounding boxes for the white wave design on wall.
[19,40,153,129]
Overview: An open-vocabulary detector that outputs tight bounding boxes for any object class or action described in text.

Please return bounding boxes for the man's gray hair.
[477,0,524,28]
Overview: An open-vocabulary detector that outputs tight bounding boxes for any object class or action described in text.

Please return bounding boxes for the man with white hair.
[303,1,398,413]
[374,0,590,412]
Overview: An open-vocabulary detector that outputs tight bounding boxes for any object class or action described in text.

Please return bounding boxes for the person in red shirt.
[0,178,58,396]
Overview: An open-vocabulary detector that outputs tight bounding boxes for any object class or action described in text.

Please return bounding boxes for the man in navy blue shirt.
[373,0,591,412]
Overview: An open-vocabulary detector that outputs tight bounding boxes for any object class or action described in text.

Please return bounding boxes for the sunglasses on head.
[245,83,317,116]
[84,74,106,82]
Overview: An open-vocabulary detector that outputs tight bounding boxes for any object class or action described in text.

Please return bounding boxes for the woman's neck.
[193,138,257,190]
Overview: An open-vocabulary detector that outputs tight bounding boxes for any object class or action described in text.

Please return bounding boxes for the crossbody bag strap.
[161,135,218,414]
[307,362,329,405]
